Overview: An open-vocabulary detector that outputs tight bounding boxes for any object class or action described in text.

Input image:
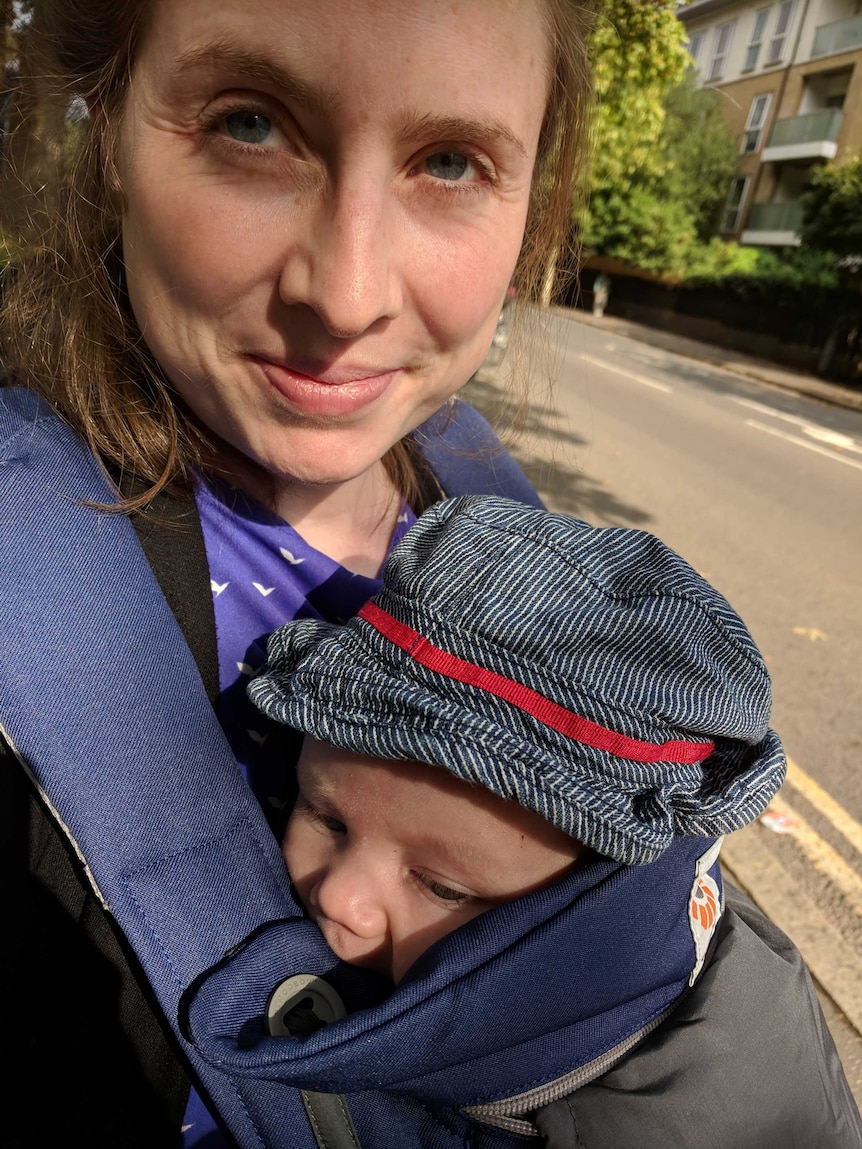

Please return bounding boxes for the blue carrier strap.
[0,388,540,1149]
[412,399,543,508]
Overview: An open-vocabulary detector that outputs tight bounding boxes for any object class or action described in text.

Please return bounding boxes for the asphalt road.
[465,307,862,1100]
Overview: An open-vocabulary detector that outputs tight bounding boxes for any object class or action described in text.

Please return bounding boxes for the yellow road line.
[785,757,862,859]
[764,792,862,922]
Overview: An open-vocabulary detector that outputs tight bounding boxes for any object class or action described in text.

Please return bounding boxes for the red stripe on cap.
[358,601,714,766]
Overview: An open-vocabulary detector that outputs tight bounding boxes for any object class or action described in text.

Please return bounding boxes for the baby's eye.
[421,150,487,184]
[318,811,346,833]
[414,872,474,905]
[302,803,346,835]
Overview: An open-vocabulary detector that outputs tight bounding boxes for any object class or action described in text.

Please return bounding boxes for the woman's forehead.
[136,0,552,125]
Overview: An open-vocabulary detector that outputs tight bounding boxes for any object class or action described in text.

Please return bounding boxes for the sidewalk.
[558,307,862,416]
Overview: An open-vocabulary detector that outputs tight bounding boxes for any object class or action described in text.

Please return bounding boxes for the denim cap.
[249,496,785,865]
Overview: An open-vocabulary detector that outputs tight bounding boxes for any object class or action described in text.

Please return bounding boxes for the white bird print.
[397,512,409,523]
[248,729,268,746]
[253,583,275,597]
[210,580,229,597]
[280,547,305,565]
[236,662,259,676]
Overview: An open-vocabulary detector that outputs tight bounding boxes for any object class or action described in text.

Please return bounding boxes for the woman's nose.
[278,183,403,339]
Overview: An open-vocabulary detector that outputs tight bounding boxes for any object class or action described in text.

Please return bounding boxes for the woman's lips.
[249,355,398,418]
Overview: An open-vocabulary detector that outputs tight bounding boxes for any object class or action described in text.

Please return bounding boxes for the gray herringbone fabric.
[249,496,785,864]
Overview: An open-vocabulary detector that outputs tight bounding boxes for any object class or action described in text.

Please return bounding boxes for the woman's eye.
[423,151,482,183]
[222,110,278,147]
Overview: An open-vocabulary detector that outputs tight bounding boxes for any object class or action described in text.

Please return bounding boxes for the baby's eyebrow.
[169,39,340,119]
[415,832,492,881]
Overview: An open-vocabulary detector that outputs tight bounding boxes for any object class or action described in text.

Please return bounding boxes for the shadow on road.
[463,371,654,529]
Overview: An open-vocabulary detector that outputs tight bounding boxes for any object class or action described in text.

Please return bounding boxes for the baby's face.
[283,738,583,982]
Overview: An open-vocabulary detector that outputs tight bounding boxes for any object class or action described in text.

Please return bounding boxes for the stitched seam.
[121,812,287,890]
[0,412,60,457]
[223,1084,268,1149]
[301,1092,330,1149]
[334,1096,361,1149]
[568,1097,587,1149]
[118,814,287,991]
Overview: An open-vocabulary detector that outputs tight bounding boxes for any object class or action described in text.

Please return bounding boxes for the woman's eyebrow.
[166,46,529,161]
[169,40,340,118]
[398,112,528,160]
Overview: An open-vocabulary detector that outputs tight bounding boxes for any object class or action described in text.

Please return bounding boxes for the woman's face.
[118,0,551,489]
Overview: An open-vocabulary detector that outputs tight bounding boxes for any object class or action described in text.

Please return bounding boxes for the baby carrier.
[0,388,725,1148]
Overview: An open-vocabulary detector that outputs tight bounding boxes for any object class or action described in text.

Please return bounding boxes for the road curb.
[722,823,862,1039]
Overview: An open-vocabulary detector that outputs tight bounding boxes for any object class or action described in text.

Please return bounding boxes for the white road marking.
[745,420,862,472]
[731,396,806,421]
[806,426,859,451]
[579,354,673,393]
[731,397,862,455]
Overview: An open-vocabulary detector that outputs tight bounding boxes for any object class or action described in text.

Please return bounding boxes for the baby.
[238,496,861,1146]
[280,731,585,983]
[249,494,784,983]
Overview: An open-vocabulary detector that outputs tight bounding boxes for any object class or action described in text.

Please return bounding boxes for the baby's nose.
[314,859,390,943]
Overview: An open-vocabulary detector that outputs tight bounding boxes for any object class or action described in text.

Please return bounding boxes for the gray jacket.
[537,883,862,1148]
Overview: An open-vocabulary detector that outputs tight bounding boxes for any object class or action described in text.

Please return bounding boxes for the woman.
[0,0,591,1145]
[2,2,857,1147]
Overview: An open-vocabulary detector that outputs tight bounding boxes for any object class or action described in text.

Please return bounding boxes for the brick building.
[678,0,862,245]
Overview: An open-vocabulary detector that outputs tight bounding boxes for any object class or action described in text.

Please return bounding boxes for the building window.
[766,0,794,65]
[709,20,737,81]
[744,9,770,71]
[688,31,705,66]
[722,177,750,233]
[741,93,772,153]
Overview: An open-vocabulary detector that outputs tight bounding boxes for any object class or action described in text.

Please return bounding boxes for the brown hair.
[0,0,594,512]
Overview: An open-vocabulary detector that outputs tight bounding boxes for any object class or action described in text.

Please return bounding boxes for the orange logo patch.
[690,877,719,932]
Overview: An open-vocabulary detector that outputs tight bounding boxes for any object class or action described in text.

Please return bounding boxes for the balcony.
[761,109,843,162]
[740,201,804,246]
[811,13,862,59]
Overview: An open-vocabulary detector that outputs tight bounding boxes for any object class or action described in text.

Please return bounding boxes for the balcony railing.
[744,201,805,233]
[811,12,862,58]
[766,109,843,149]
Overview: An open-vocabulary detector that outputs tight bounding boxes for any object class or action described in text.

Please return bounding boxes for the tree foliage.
[583,3,740,274]
[799,156,862,267]
[798,156,862,374]
[588,0,689,193]
[583,0,690,272]
[684,242,841,292]
[658,72,739,242]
